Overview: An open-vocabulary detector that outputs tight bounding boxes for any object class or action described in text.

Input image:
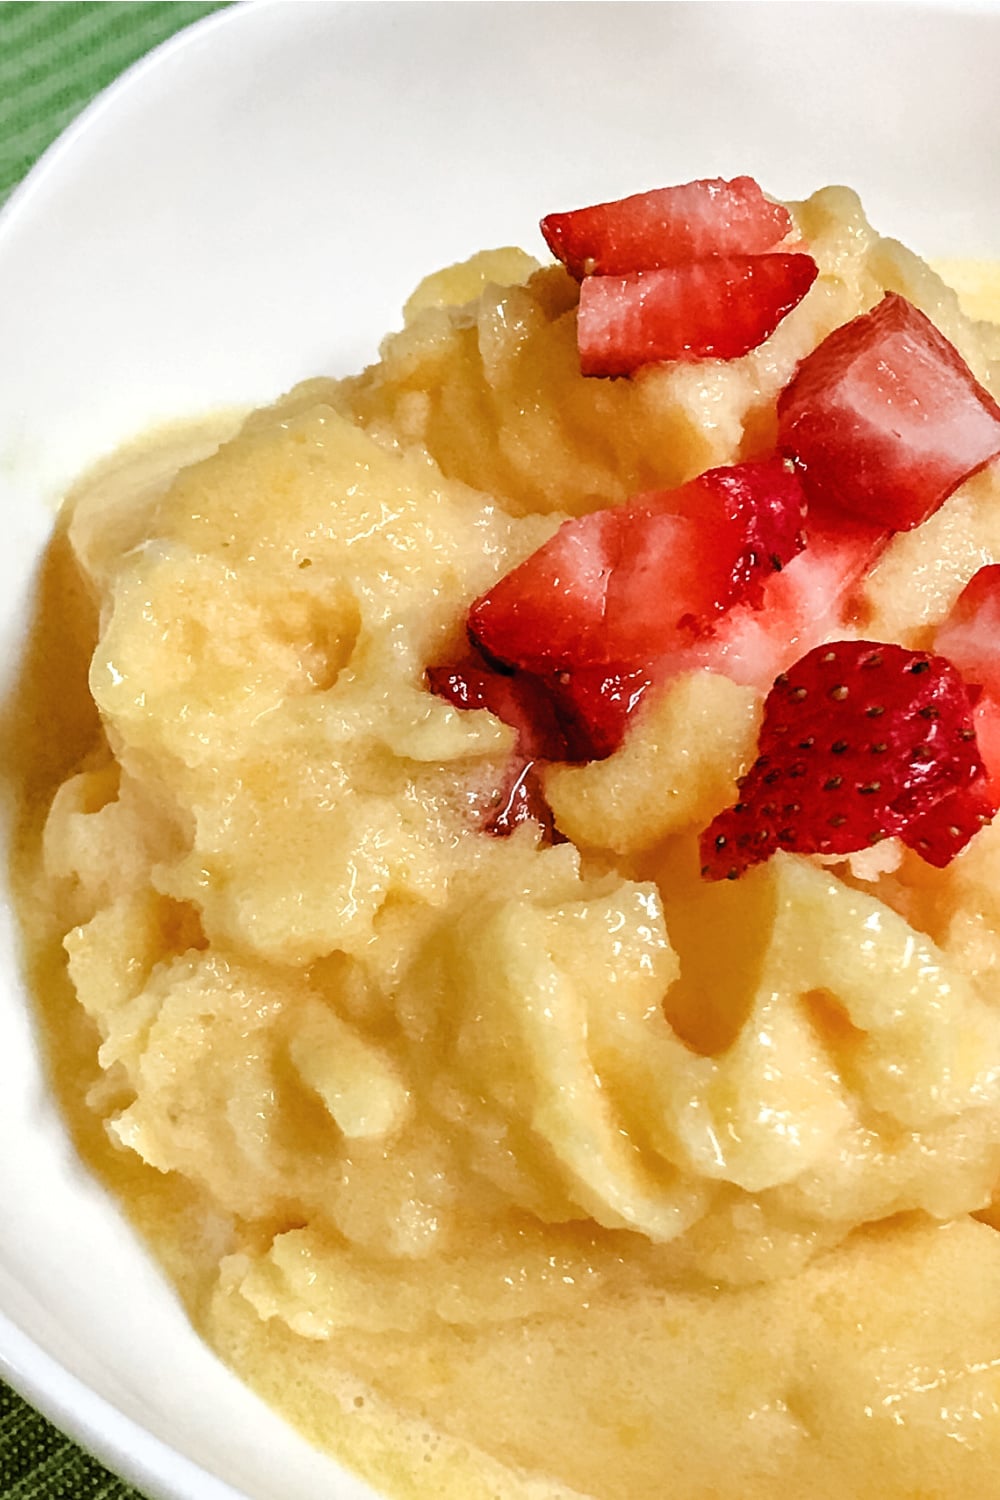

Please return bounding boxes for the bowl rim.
[0,8,272,1495]
[0,1,239,235]
[0,1309,247,1500]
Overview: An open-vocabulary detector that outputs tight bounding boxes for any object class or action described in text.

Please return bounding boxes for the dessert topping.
[541,177,816,375]
[541,177,794,279]
[430,460,809,819]
[778,293,1000,531]
[907,564,1000,865]
[426,657,566,762]
[933,564,1000,702]
[578,255,819,375]
[700,640,991,880]
[469,459,807,675]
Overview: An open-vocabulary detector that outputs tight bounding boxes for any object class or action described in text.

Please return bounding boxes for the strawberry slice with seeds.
[778,293,1000,531]
[577,254,818,376]
[899,778,996,867]
[540,177,794,279]
[468,507,621,675]
[655,458,809,616]
[700,640,989,881]
[462,460,805,766]
[469,459,807,676]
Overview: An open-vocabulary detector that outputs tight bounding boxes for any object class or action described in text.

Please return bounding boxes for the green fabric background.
[0,5,228,1494]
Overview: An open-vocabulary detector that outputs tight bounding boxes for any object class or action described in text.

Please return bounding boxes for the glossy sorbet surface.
[16,187,1000,1499]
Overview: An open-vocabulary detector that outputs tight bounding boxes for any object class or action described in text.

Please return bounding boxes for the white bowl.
[3,3,1000,1496]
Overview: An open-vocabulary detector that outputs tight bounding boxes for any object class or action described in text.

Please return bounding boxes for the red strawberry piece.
[683,508,887,692]
[657,457,809,617]
[700,640,988,881]
[933,564,1000,701]
[428,653,651,766]
[426,656,566,761]
[777,293,1000,532]
[577,254,818,376]
[540,177,794,280]
[469,459,807,676]
[899,778,996,867]
[544,663,654,762]
[760,509,886,634]
[468,508,622,675]
[975,693,1000,788]
[931,565,1000,793]
[907,564,1000,863]
[427,656,566,838]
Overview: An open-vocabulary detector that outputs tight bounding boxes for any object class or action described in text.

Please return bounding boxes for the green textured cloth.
[0,4,228,1491]
[0,2,226,205]
[0,1381,139,1499]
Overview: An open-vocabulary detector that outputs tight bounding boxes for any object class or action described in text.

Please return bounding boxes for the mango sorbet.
[16,185,1000,1500]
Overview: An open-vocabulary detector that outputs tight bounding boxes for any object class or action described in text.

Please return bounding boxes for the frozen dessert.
[15,180,1000,1499]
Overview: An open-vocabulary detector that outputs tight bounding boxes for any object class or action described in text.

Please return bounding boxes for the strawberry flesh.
[469,459,807,676]
[431,460,812,818]
[427,654,651,766]
[578,255,818,376]
[700,640,989,880]
[426,657,566,761]
[908,564,1000,864]
[541,177,794,280]
[459,459,808,778]
[544,663,654,762]
[778,293,1000,531]
[683,508,887,692]
[427,656,564,836]
[899,778,996,868]
[933,564,1000,700]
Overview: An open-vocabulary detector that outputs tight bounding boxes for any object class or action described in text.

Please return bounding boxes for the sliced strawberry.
[429,651,652,767]
[700,641,989,881]
[467,509,621,675]
[458,460,805,768]
[971,692,1000,793]
[577,254,818,376]
[427,657,565,837]
[778,293,1000,531]
[684,509,887,691]
[664,458,809,615]
[426,656,566,761]
[544,663,654,761]
[442,470,884,786]
[900,778,996,867]
[907,564,1000,863]
[933,564,1000,700]
[469,459,807,676]
[763,509,886,628]
[540,177,794,279]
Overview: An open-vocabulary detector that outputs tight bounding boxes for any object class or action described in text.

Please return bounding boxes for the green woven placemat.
[0,4,228,1493]
[0,1380,139,1500]
[0,1,227,204]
